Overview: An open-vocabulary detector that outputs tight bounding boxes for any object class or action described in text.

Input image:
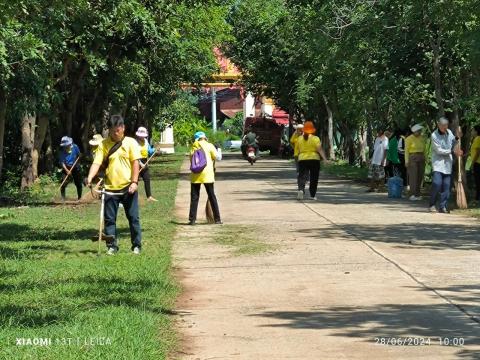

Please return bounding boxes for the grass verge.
[212,225,276,256]
[322,161,368,181]
[0,151,184,359]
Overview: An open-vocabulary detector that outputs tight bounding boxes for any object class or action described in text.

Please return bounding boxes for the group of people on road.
[367,117,480,213]
[57,112,480,255]
[288,116,480,213]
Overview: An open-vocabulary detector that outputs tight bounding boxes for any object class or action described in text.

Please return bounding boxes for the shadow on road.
[249,303,480,358]
[295,222,480,251]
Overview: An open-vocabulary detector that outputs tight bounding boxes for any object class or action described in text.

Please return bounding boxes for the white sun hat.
[135,127,148,138]
[411,124,424,133]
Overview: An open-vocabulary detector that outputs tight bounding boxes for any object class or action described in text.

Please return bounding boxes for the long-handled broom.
[456,138,468,209]
[205,199,215,224]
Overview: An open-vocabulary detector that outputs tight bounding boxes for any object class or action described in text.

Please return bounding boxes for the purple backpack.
[190,147,208,173]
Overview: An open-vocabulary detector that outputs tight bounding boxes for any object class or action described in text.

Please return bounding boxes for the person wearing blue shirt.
[135,127,157,202]
[59,136,83,201]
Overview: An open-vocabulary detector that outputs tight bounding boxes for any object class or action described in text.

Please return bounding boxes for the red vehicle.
[243,109,289,155]
[246,145,257,165]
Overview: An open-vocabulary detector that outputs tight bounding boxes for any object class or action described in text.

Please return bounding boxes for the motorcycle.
[246,145,257,165]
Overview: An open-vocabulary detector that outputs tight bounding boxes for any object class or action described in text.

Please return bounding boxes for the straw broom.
[456,138,468,209]
[205,159,216,224]
[205,199,215,223]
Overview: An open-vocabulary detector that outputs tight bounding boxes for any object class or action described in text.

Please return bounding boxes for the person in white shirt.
[367,129,390,192]
[428,117,463,213]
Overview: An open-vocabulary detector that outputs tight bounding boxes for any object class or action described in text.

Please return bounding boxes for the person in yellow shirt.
[135,127,157,202]
[188,131,222,225]
[295,121,329,201]
[290,124,304,174]
[86,115,142,255]
[470,124,480,201]
[405,124,426,201]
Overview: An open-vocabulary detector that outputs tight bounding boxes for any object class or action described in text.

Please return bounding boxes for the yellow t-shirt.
[190,140,218,184]
[405,134,426,163]
[290,133,301,157]
[93,136,142,190]
[138,140,149,158]
[296,135,321,161]
[470,136,480,164]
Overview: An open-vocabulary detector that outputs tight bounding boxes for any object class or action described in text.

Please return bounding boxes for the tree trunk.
[323,95,335,160]
[431,35,445,118]
[359,125,368,166]
[0,88,6,181]
[32,115,49,179]
[21,113,36,190]
[64,60,89,136]
[81,88,99,152]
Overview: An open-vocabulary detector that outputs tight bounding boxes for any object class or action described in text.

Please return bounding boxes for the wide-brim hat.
[295,124,304,129]
[89,134,103,146]
[303,121,316,134]
[411,124,423,133]
[60,136,73,147]
[136,127,148,138]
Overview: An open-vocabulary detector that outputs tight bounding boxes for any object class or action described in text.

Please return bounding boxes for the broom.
[205,159,216,224]
[205,199,215,224]
[80,178,103,203]
[456,138,468,209]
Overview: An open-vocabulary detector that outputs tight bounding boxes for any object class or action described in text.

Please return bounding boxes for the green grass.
[212,225,276,256]
[454,200,480,219]
[0,151,185,359]
[322,160,368,181]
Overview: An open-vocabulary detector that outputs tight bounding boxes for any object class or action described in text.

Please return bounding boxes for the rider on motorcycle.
[242,127,259,157]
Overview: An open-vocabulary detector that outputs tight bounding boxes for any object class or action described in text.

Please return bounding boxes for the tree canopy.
[0,0,230,188]
[224,0,480,163]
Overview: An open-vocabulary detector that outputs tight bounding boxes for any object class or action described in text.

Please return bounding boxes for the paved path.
[173,154,480,359]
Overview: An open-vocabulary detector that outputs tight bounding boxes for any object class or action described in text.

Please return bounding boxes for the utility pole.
[211,87,217,133]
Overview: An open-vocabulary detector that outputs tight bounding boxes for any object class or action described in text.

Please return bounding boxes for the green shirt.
[387,137,400,164]
[244,132,257,145]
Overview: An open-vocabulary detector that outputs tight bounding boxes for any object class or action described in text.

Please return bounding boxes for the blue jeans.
[429,171,452,210]
[104,188,142,251]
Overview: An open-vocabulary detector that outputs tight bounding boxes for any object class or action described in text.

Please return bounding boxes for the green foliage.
[0,0,232,189]
[205,129,227,148]
[225,0,480,162]
[222,111,244,137]
[164,95,208,146]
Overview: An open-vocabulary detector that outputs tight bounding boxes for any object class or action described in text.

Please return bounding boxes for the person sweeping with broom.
[188,131,222,226]
[86,115,143,255]
[135,126,157,202]
[59,136,83,202]
[429,117,463,213]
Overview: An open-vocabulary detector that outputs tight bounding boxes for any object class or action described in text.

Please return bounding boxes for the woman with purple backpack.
[188,131,222,225]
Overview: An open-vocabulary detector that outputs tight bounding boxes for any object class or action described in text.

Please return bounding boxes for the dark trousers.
[189,183,221,222]
[429,171,452,210]
[298,160,320,197]
[140,159,152,198]
[474,163,480,201]
[61,166,82,200]
[104,188,142,251]
[398,154,408,186]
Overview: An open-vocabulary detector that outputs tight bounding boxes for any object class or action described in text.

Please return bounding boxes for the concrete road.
[173,154,480,359]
